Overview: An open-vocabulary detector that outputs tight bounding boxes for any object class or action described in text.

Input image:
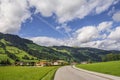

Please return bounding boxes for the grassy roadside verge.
[41,66,59,80]
[0,66,60,80]
[76,61,120,76]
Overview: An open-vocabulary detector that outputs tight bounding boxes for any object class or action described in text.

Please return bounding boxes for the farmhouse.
[52,60,68,66]
[15,60,68,66]
[35,61,47,66]
[81,61,88,64]
[15,61,35,66]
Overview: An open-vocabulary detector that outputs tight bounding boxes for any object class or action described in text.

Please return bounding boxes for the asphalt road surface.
[54,66,119,80]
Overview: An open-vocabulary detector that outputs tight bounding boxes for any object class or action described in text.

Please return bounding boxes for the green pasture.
[76,61,120,76]
[0,66,59,80]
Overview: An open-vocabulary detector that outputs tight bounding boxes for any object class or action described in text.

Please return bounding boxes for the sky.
[0,0,120,50]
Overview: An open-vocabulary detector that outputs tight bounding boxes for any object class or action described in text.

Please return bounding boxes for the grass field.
[76,61,120,76]
[0,66,59,80]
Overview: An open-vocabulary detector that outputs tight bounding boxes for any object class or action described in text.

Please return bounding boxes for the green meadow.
[76,61,120,76]
[0,66,59,80]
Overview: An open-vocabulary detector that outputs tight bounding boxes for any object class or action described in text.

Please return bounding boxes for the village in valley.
[15,60,69,66]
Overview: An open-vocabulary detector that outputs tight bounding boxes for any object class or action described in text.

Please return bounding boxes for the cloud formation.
[97,21,113,32]
[0,0,117,33]
[30,21,120,50]
[30,0,115,23]
[75,26,98,43]
[0,0,120,50]
[30,36,64,46]
[0,0,31,33]
[112,11,120,22]
[108,27,120,41]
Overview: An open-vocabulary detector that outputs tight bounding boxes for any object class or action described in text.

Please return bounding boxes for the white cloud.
[29,0,55,17]
[56,24,72,33]
[113,0,120,5]
[75,26,98,43]
[29,0,116,23]
[97,21,113,32]
[0,0,31,33]
[1,0,120,50]
[108,7,115,16]
[95,0,114,14]
[30,21,120,50]
[108,27,120,41]
[96,40,120,50]
[78,26,120,50]
[30,36,119,50]
[79,40,120,50]
[0,0,118,34]
[112,11,120,22]
[82,26,120,50]
[30,36,64,46]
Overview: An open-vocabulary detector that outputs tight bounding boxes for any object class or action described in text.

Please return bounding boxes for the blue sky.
[0,0,120,50]
[19,1,120,38]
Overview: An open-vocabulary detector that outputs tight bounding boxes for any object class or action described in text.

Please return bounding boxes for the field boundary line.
[41,67,59,80]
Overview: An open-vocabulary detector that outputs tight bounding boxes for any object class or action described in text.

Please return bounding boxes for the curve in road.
[54,66,120,80]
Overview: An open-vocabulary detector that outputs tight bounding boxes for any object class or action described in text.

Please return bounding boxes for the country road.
[54,66,120,80]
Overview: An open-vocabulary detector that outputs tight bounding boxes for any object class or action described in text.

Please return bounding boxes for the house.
[53,62,59,65]
[52,60,68,66]
[15,60,68,66]
[81,61,88,64]
[35,61,48,66]
[15,62,23,66]
[15,61,35,66]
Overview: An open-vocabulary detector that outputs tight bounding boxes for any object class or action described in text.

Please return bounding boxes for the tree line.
[102,53,120,62]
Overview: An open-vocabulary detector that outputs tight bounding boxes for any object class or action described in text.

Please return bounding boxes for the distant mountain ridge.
[0,32,120,64]
[52,46,120,62]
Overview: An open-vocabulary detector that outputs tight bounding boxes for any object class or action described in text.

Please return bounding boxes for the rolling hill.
[0,32,120,64]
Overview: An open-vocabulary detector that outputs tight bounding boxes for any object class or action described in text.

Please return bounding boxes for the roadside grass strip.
[76,61,120,76]
[41,67,59,80]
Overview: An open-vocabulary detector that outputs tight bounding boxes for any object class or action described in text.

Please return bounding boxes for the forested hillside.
[0,33,120,65]
[52,46,120,62]
[0,33,71,64]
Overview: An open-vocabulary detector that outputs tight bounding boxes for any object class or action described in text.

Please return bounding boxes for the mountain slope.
[0,33,71,64]
[52,46,120,62]
[0,32,120,64]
